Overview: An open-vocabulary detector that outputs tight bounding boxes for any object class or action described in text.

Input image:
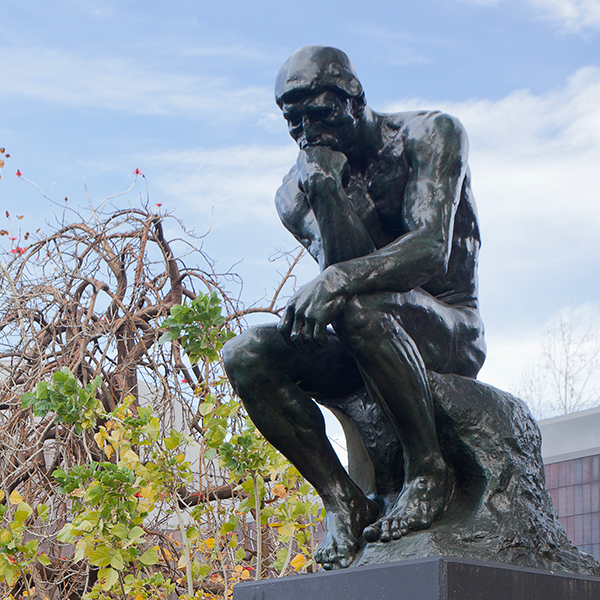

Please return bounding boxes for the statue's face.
[281,91,359,153]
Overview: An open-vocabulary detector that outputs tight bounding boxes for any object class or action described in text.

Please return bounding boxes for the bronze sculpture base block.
[233,556,600,600]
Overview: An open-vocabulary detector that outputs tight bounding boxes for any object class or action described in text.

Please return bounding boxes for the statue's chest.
[346,157,410,245]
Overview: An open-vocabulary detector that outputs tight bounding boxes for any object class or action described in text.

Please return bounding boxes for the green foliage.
[21,367,101,432]
[160,291,235,363]
[6,291,323,598]
[0,489,49,594]
[54,396,189,599]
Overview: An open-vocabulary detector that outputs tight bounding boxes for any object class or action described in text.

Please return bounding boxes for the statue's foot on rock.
[363,469,453,543]
[316,496,379,570]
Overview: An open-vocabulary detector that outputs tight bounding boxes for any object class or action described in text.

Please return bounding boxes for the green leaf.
[158,331,172,345]
[110,551,124,571]
[110,523,129,540]
[36,503,49,522]
[97,567,119,590]
[38,552,51,566]
[164,429,183,450]
[195,561,210,579]
[220,520,237,535]
[89,545,113,567]
[138,546,159,566]
[14,502,33,523]
[20,392,35,408]
[235,547,246,560]
[128,526,145,541]
[57,523,76,543]
[198,401,215,416]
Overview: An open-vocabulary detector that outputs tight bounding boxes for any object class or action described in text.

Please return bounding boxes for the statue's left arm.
[278,113,469,349]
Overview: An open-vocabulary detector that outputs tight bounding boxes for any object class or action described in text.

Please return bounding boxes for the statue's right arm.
[275,167,324,268]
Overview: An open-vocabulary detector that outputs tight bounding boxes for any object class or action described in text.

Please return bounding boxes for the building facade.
[539,406,600,561]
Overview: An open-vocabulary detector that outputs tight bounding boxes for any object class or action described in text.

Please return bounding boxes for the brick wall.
[544,455,600,560]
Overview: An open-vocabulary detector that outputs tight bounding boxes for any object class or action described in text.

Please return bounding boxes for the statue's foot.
[315,496,379,570]
[363,468,453,543]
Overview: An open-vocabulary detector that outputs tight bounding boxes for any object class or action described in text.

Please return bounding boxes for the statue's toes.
[321,559,335,571]
[338,554,354,569]
[390,519,402,540]
[363,523,380,543]
[407,514,420,528]
[380,520,392,543]
[326,545,338,565]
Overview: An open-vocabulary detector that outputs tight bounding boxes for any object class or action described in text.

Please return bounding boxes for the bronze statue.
[224,45,600,578]
[224,45,486,570]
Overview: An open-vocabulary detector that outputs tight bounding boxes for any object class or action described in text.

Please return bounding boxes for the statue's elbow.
[428,239,451,277]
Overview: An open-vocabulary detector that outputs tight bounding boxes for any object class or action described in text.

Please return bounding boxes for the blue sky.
[2,0,600,410]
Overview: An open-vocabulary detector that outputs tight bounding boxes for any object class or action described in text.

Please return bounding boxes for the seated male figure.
[223,45,486,570]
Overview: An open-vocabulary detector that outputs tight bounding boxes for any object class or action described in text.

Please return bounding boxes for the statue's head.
[275,46,366,153]
[275,46,365,108]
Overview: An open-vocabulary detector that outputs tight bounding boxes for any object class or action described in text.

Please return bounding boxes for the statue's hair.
[275,46,366,109]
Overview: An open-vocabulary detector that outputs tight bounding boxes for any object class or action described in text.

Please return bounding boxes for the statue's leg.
[333,290,485,542]
[223,324,379,569]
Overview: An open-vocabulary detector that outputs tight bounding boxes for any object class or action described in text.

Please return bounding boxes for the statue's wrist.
[307,172,341,198]
[323,264,351,296]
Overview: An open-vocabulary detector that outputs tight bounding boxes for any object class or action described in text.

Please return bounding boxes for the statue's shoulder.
[378,110,468,167]
[379,109,464,138]
[275,165,302,218]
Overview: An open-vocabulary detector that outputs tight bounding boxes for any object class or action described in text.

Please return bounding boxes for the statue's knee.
[338,296,385,343]
[223,324,283,393]
[222,327,265,388]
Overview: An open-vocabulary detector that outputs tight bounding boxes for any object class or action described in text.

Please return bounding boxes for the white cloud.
[1,45,271,118]
[144,144,297,226]
[529,0,600,31]
[460,0,600,31]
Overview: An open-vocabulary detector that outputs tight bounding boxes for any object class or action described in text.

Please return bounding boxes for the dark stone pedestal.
[233,556,600,600]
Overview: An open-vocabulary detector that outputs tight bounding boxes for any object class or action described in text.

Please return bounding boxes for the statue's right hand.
[277,269,345,354]
[296,147,349,198]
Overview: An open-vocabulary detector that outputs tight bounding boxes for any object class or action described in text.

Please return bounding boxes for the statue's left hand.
[278,268,345,354]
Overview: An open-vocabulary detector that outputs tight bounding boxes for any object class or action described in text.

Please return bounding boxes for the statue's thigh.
[228,323,364,400]
[350,290,485,377]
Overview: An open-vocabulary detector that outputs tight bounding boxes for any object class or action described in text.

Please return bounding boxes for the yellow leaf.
[9,490,23,505]
[290,553,307,571]
[205,537,215,549]
[139,485,155,501]
[135,596,145,600]
[122,449,139,464]
[277,522,296,537]
[0,491,5,502]
[240,569,251,580]
[136,499,152,514]
[177,554,187,570]
[104,445,114,459]
[272,484,288,499]
[234,564,242,573]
